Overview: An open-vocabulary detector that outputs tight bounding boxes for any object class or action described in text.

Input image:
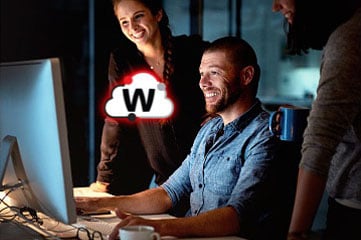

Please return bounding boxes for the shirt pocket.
[205,152,242,196]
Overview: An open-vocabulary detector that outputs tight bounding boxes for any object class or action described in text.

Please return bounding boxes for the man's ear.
[240,65,254,86]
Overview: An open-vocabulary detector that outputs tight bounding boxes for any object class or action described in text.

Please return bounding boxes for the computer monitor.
[0,58,77,224]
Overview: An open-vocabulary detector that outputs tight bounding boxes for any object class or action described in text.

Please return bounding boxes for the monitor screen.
[0,58,77,224]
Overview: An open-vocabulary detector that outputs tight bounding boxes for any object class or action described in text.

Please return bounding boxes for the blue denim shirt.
[162,99,280,230]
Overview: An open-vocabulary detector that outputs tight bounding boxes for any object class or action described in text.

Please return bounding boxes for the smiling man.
[76,36,294,240]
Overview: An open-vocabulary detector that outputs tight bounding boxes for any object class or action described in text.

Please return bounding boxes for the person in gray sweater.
[272,0,361,239]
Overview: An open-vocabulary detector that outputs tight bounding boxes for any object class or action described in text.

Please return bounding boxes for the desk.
[0,221,47,240]
[1,216,245,240]
[73,187,245,240]
[76,212,245,240]
[0,188,245,240]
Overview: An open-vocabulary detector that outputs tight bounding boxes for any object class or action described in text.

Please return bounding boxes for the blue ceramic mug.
[269,107,310,142]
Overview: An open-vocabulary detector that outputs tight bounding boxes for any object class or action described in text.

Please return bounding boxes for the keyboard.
[73,187,122,238]
[76,214,121,238]
[11,211,120,239]
[75,213,176,239]
[73,187,114,198]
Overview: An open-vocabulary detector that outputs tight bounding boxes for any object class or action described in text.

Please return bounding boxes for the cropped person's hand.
[89,181,109,192]
[271,104,297,135]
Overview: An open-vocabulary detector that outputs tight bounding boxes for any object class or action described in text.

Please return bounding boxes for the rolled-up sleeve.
[161,153,193,208]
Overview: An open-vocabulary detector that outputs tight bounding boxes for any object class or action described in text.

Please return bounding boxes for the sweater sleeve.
[300,14,361,176]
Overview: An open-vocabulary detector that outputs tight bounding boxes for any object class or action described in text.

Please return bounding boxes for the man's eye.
[211,71,219,75]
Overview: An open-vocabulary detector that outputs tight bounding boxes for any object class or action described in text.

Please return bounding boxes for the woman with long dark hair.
[92,0,209,216]
[272,0,361,239]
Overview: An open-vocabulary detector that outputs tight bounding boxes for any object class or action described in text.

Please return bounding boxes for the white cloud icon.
[105,72,174,120]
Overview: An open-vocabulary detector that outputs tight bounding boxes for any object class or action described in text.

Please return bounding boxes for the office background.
[1,0,322,222]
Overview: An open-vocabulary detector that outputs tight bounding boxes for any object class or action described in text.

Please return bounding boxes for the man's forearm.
[157,206,240,237]
[110,187,172,214]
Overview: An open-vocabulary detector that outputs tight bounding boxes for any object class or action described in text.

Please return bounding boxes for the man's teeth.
[206,92,218,97]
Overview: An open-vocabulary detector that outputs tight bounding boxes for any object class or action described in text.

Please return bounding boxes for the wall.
[1,0,91,186]
[0,0,151,189]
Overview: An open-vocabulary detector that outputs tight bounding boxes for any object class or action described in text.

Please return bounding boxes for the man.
[76,36,294,240]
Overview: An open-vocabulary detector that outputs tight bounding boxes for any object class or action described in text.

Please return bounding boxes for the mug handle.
[151,232,161,240]
[269,111,281,137]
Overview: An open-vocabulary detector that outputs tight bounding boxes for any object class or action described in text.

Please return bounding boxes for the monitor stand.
[0,135,26,191]
[0,135,40,208]
[0,135,49,239]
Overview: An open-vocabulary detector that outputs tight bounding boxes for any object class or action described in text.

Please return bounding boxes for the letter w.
[123,88,155,112]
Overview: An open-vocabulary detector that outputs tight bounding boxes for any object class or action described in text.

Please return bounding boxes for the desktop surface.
[0,221,46,240]
[1,212,245,240]
[73,187,245,239]
[0,187,246,240]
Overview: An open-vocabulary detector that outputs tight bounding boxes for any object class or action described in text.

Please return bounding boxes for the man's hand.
[75,196,111,214]
[108,210,157,240]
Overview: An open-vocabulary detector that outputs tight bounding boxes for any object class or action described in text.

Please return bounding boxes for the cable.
[0,190,105,240]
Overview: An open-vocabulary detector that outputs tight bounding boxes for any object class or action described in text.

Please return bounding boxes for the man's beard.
[205,87,242,114]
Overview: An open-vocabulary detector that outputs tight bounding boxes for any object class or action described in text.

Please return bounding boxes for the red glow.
[98,69,178,125]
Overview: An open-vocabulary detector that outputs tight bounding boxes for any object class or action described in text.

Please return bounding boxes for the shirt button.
[198,184,203,188]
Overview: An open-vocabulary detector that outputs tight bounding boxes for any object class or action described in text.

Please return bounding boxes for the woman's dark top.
[96,35,209,195]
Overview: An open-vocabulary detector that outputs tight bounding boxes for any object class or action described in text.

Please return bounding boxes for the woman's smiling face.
[114,0,162,46]
[272,0,295,24]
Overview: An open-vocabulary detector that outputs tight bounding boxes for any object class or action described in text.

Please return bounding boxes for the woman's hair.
[285,0,361,55]
[112,0,174,82]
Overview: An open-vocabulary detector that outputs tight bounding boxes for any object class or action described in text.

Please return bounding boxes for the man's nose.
[199,75,211,89]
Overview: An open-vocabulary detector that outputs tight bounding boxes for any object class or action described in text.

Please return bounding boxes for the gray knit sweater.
[300,8,361,204]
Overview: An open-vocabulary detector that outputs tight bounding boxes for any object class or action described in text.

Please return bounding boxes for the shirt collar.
[224,98,263,132]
